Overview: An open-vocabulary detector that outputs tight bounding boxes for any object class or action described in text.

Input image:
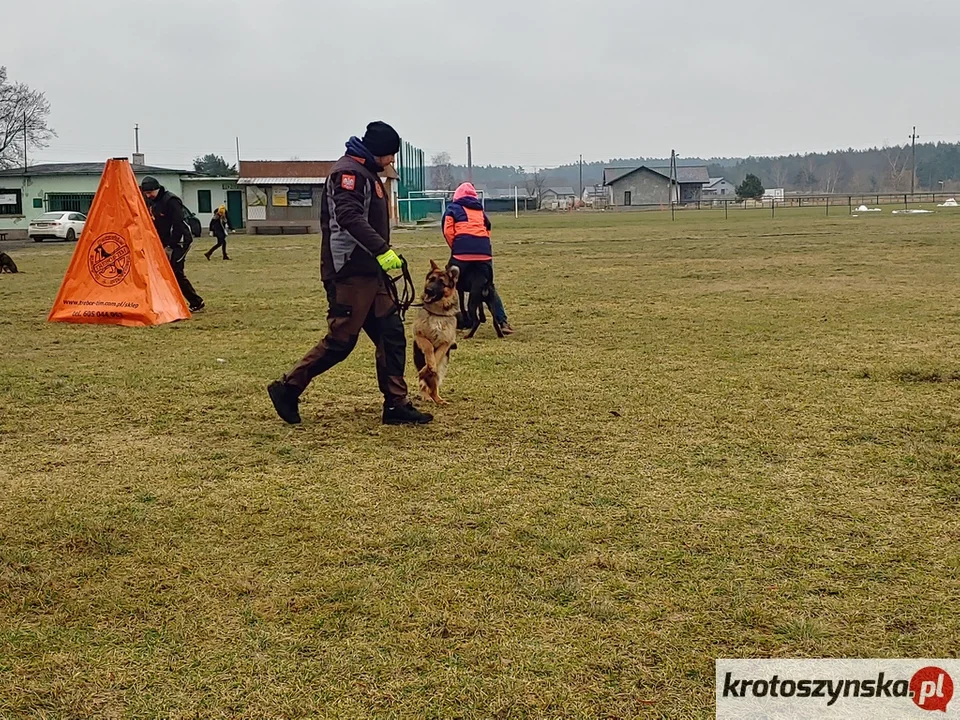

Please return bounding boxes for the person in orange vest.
[442,182,514,334]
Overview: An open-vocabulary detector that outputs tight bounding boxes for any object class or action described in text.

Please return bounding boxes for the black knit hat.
[140,176,160,192]
[361,121,401,157]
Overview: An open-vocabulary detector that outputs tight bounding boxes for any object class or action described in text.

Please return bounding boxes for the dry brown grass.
[1,207,959,718]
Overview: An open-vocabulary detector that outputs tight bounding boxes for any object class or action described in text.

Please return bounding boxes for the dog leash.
[384,255,420,322]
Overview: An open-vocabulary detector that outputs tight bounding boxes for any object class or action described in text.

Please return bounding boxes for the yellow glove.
[376,249,403,271]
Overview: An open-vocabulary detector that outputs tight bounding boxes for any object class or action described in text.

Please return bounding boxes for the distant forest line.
[429,142,960,195]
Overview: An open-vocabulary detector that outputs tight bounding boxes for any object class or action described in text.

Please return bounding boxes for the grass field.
[2,207,959,718]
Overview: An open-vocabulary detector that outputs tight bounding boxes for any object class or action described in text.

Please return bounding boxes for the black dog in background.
[0,252,18,274]
[456,261,504,339]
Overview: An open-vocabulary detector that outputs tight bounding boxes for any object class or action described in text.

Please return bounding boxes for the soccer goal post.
[398,196,446,224]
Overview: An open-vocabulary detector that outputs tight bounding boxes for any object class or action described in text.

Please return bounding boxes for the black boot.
[268,381,302,424]
[382,402,433,425]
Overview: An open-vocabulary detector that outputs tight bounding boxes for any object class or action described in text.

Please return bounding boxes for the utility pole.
[467,136,473,183]
[135,123,140,153]
[579,154,583,205]
[23,112,28,171]
[236,136,241,168]
[910,126,919,195]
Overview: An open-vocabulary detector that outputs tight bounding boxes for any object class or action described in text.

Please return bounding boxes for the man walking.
[141,176,205,312]
[267,121,433,426]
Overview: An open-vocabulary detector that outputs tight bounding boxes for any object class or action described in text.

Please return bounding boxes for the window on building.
[721,189,726,195]
[0,189,23,216]
[48,193,95,214]
[287,187,313,207]
[197,190,212,214]
[624,191,632,206]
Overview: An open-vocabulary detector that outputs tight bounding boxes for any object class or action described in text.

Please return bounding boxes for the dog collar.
[422,306,459,318]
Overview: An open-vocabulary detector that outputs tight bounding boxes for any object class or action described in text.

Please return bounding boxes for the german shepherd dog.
[458,261,504,339]
[413,260,460,404]
[0,252,18,274]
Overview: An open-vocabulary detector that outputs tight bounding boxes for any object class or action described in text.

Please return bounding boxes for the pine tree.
[736,174,765,201]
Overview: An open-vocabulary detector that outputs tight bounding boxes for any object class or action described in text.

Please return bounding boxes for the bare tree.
[805,156,819,187]
[526,168,547,202]
[770,160,789,190]
[430,152,457,191]
[820,160,846,194]
[0,66,55,170]
[848,171,871,194]
[883,145,913,192]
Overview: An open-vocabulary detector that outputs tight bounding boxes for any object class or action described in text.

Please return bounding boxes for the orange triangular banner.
[48,158,191,327]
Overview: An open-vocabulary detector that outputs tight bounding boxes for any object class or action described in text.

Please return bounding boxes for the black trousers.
[207,233,228,259]
[166,246,203,308]
[283,275,408,406]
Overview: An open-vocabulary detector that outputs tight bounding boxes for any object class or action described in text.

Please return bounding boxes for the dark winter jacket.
[320,138,392,281]
[442,196,493,261]
[209,213,229,240]
[148,187,193,250]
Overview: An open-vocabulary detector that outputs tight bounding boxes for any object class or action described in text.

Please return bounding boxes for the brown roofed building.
[238,160,401,235]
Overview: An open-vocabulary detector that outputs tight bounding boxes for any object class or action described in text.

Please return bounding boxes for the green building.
[0,162,245,239]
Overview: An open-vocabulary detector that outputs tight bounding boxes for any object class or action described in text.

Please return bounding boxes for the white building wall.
[180,178,242,229]
[0,172,184,236]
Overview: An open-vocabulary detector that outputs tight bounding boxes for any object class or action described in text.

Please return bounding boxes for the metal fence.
[395,190,539,224]
[606,192,959,218]
[484,197,536,213]
[396,140,427,223]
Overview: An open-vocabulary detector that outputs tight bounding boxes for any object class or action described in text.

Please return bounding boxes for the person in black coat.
[267,121,433,427]
[141,176,205,311]
[205,205,231,261]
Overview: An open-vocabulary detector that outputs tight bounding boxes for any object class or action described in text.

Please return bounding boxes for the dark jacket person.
[267,121,433,426]
[205,206,231,261]
[141,176,205,312]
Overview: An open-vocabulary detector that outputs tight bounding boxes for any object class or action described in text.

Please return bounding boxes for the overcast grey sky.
[5,0,959,169]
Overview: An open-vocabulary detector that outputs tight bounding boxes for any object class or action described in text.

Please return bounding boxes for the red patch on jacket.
[375,182,384,198]
[341,174,356,191]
